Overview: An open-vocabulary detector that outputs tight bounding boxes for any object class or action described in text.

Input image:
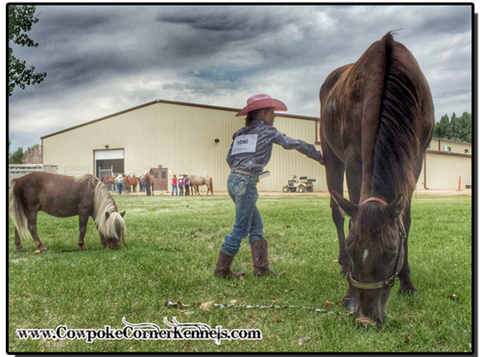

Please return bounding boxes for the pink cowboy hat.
[236,94,287,117]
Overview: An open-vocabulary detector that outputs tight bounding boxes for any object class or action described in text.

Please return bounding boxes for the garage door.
[94,149,125,178]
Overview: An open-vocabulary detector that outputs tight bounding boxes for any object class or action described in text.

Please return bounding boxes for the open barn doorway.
[94,149,125,190]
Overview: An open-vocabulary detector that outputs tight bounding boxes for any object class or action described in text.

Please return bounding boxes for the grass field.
[8,193,473,353]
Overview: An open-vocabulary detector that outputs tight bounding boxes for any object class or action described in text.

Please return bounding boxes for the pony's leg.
[397,205,417,295]
[25,210,47,251]
[77,214,89,250]
[14,229,23,250]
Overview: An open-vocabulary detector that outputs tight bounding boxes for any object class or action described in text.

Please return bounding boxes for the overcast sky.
[7,4,473,151]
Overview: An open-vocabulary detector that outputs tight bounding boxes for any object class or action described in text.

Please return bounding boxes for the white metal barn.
[40,99,472,193]
[41,99,326,193]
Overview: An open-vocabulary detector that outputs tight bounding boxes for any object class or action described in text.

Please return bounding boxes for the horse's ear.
[120,210,126,217]
[331,191,358,217]
[386,194,405,220]
[105,211,110,219]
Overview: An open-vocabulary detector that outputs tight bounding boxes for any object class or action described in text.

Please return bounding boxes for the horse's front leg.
[330,194,358,311]
[78,214,89,250]
[331,199,350,274]
[397,205,417,295]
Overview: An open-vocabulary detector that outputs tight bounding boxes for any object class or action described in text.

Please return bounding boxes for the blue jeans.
[117,183,123,194]
[172,185,178,195]
[221,173,263,257]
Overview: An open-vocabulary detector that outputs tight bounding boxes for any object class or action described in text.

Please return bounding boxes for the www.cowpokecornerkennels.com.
[16,317,262,346]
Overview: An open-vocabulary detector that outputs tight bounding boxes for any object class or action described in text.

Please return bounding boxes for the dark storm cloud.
[7,4,473,151]
[155,5,285,32]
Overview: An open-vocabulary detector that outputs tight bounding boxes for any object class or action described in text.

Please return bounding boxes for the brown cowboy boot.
[251,237,285,276]
[214,251,245,279]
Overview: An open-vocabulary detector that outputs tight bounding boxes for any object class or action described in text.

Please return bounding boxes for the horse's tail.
[210,177,213,195]
[145,175,151,196]
[8,180,31,240]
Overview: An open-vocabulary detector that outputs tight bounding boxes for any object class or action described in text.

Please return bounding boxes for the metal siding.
[43,102,325,192]
[424,152,472,190]
[42,101,472,192]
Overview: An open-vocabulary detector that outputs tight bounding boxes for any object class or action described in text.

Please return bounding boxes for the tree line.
[9,141,42,164]
[433,112,472,143]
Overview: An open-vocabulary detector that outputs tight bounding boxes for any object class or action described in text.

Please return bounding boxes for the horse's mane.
[77,175,126,238]
[371,32,420,203]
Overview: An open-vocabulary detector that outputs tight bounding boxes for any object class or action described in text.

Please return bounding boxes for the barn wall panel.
[42,100,471,193]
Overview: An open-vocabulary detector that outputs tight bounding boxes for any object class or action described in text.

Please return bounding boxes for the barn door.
[152,168,168,191]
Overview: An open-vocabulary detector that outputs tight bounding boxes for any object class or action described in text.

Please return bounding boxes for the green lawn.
[8,194,472,353]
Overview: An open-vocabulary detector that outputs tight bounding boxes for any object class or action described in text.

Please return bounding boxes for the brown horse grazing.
[184,174,213,195]
[144,169,154,196]
[319,32,434,327]
[9,172,127,251]
[102,176,116,192]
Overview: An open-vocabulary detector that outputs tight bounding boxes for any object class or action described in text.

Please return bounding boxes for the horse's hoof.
[398,288,418,297]
[41,249,49,253]
[343,298,357,312]
[16,247,23,251]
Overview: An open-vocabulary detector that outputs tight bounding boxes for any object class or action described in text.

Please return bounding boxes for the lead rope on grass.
[165,301,348,315]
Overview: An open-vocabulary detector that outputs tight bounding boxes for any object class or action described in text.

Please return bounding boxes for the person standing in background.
[171,174,178,196]
[115,174,123,195]
[184,174,190,196]
[179,175,185,196]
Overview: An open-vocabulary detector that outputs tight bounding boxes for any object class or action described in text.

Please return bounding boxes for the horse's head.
[103,210,127,249]
[331,191,406,328]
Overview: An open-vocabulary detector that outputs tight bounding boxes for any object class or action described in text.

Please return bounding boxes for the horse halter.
[347,197,406,290]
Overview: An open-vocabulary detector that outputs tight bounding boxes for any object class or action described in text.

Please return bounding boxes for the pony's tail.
[210,177,213,194]
[8,180,31,240]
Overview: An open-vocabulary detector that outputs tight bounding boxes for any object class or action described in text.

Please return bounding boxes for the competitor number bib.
[231,134,258,156]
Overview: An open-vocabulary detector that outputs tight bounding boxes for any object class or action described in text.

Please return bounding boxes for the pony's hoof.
[16,247,23,251]
[343,298,357,312]
[41,249,49,253]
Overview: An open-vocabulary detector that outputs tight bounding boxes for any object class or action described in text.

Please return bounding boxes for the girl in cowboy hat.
[214,94,324,279]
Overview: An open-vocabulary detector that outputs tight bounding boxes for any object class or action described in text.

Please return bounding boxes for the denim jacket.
[226,119,322,173]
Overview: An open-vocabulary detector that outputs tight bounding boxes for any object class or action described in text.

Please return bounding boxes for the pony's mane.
[371,32,420,203]
[90,178,126,238]
[75,174,95,183]
[76,175,126,239]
